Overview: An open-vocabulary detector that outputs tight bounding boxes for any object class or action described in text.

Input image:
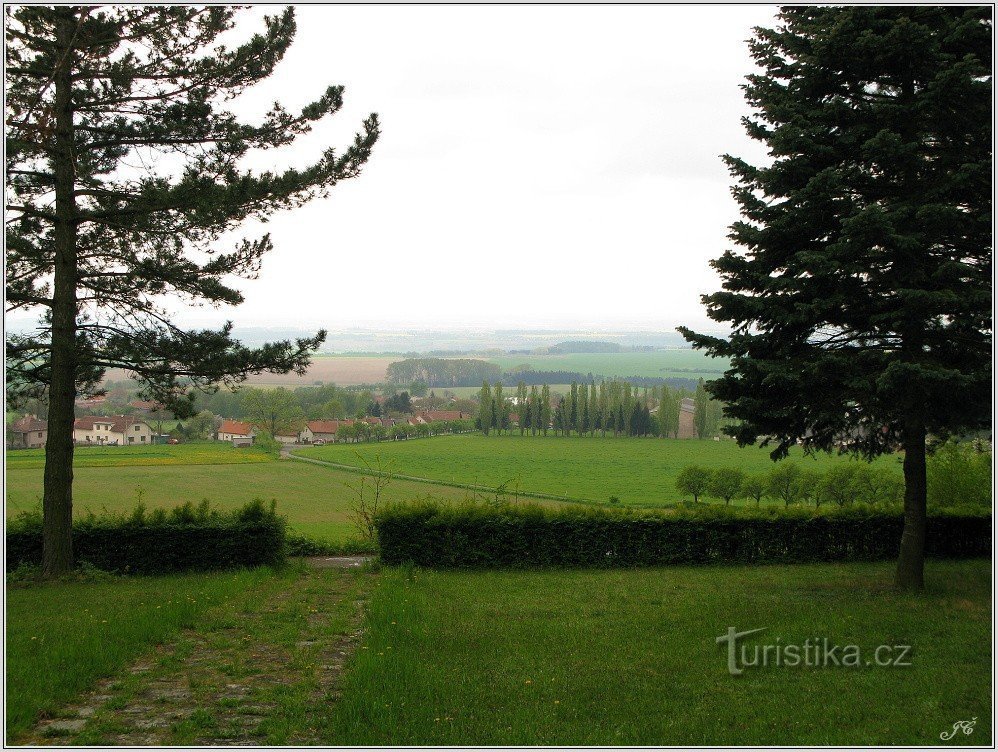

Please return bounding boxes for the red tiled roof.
[11,415,47,433]
[421,410,467,422]
[128,400,159,410]
[218,419,253,436]
[307,420,341,435]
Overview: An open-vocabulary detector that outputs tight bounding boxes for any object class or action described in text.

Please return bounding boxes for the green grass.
[5,566,286,740]
[5,459,489,542]
[296,434,901,507]
[327,559,991,746]
[6,442,273,469]
[487,349,728,380]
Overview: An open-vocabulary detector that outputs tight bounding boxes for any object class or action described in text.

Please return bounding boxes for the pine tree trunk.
[894,417,927,590]
[43,8,79,577]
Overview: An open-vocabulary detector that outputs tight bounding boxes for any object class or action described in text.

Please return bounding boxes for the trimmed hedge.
[7,499,286,574]
[375,501,991,568]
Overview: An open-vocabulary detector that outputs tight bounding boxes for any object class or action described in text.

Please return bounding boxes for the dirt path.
[23,564,375,746]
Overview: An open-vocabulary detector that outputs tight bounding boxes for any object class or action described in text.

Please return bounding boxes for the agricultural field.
[328,559,991,745]
[295,434,901,506]
[5,447,503,542]
[6,443,272,470]
[487,349,727,380]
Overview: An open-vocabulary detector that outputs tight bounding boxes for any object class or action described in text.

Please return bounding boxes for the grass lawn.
[6,442,272,470]
[327,559,992,746]
[6,459,484,542]
[296,434,902,507]
[5,566,285,740]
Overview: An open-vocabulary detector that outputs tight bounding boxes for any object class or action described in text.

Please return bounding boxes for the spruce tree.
[5,7,379,574]
[678,7,991,590]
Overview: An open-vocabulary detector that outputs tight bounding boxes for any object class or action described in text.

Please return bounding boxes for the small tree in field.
[676,465,712,504]
[819,465,860,507]
[5,7,379,574]
[678,7,991,589]
[740,473,768,506]
[767,463,804,508]
[709,468,745,505]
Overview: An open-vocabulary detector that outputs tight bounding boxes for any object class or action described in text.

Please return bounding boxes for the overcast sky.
[24,5,784,335]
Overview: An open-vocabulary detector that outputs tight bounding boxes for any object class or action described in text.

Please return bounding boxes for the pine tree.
[678,7,991,590]
[5,7,379,574]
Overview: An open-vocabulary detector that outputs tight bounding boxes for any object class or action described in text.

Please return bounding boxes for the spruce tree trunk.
[894,417,927,590]
[42,9,78,577]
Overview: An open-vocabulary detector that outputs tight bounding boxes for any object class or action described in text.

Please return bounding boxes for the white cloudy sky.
[21,5,783,335]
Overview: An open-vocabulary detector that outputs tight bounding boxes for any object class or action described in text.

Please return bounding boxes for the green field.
[6,443,272,470]
[6,450,493,542]
[295,435,901,506]
[6,566,283,740]
[327,559,991,745]
[487,350,727,380]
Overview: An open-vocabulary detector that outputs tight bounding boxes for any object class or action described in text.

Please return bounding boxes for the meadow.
[295,434,901,507]
[6,448,491,542]
[6,442,272,470]
[6,566,284,739]
[327,559,991,746]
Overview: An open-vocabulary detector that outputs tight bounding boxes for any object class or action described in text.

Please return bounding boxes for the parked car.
[167,438,179,445]
[312,439,326,446]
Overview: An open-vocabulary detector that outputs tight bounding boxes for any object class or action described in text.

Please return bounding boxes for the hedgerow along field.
[327,559,991,745]
[5,445,483,543]
[295,434,902,507]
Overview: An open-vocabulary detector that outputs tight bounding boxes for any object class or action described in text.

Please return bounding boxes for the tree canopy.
[679,7,991,588]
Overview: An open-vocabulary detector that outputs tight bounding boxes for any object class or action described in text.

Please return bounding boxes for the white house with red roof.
[217,419,256,443]
[73,415,154,446]
[9,414,48,448]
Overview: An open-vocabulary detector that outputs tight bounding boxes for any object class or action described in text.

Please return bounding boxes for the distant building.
[678,397,697,439]
[74,416,154,446]
[9,414,47,449]
[217,419,256,443]
[420,410,472,422]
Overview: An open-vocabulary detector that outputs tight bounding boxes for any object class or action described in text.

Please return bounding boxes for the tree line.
[473,379,726,439]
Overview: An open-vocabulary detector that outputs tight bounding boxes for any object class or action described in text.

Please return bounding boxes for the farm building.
[420,410,472,422]
[8,414,48,449]
[217,419,256,443]
[678,397,697,439]
[73,416,154,446]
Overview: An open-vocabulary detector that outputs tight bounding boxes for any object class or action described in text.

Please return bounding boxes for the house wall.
[120,421,154,446]
[678,410,697,439]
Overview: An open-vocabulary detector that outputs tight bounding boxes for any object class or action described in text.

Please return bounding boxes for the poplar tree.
[678,7,991,589]
[539,384,551,435]
[516,381,528,435]
[5,7,379,574]
[477,381,492,435]
[693,378,709,439]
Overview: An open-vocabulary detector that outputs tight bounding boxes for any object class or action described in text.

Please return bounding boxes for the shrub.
[286,532,377,557]
[927,439,992,508]
[6,499,286,574]
[375,501,990,569]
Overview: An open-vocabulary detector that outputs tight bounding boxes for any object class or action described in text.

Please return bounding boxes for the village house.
[9,414,48,449]
[299,419,346,443]
[420,410,472,422]
[216,419,256,443]
[678,397,697,439]
[73,415,155,446]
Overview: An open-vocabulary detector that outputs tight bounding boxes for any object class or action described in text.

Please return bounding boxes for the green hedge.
[7,500,286,574]
[375,501,991,568]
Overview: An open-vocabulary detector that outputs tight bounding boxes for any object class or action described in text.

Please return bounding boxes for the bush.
[375,501,990,569]
[927,439,992,508]
[286,532,377,557]
[6,499,286,574]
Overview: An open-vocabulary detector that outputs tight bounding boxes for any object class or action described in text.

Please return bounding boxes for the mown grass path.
[18,563,376,747]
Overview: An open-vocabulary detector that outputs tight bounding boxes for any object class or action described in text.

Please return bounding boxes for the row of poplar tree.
[475,379,725,438]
